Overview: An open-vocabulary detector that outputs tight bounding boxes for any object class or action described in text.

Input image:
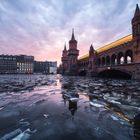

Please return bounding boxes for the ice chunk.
[12,129,31,140]
[108,100,121,105]
[63,94,71,99]
[69,97,79,102]
[0,107,4,111]
[43,114,49,119]
[0,129,22,140]
[89,101,104,108]
[110,115,119,121]
[19,121,30,127]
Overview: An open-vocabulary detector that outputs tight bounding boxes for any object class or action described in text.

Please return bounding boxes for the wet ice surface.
[0,74,140,140]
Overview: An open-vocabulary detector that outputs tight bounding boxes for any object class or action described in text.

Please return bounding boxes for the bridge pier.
[131,64,140,80]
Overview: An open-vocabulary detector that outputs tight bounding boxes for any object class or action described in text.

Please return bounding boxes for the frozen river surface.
[0,74,140,140]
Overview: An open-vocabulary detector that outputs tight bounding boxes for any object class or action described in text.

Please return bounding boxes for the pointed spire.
[134,4,140,17]
[90,44,94,51]
[71,28,75,40]
[64,42,67,51]
[90,44,93,49]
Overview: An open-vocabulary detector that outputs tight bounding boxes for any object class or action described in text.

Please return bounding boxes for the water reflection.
[69,100,77,116]
[133,113,140,139]
[61,76,79,117]
[62,92,79,117]
[0,75,140,140]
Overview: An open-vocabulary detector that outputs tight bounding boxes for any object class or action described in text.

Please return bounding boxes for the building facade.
[34,61,57,74]
[34,61,48,74]
[61,4,140,79]
[0,55,34,74]
[48,61,57,74]
[0,55,17,74]
[16,55,34,74]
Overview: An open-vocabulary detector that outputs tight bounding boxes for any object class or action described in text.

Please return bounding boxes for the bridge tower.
[67,29,79,75]
[89,44,95,70]
[61,43,68,74]
[132,4,140,79]
[132,4,140,40]
[88,44,97,76]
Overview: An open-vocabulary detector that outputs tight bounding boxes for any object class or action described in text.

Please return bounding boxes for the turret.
[62,43,67,57]
[89,44,95,57]
[69,29,77,49]
[132,4,140,40]
[61,43,68,74]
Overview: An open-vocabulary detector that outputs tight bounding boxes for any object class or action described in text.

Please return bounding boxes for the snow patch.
[0,107,4,111]
[69,98,79,102]
[90,101,104,108]
[12,129,31,140]
[43,114,49,119]
[110,115,119,121]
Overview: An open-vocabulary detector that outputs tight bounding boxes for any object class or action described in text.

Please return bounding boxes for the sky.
[0,0,139,65]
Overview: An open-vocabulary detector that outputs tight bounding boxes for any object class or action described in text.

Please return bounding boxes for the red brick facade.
[62,5,140,79]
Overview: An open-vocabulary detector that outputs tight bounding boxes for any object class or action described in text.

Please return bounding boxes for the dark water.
[0,74,140,140]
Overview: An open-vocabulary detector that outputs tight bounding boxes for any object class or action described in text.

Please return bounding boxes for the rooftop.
[79,34,132,60]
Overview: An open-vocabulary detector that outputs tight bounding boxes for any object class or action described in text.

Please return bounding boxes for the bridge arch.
[102,57,105,66]
[98,69,132,79]
[117,52,124,64]
[78,69,87,76]
[125,50,133,64]
[97,58,101,66]
[106,55,111,66]
[111,54,117,65]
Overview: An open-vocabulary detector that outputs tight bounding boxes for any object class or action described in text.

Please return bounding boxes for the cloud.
[0,0,139,64]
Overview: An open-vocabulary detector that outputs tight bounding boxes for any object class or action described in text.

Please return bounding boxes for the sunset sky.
[0,0,139,65]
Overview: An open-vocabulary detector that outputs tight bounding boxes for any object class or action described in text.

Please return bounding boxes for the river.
[0,74,140,140]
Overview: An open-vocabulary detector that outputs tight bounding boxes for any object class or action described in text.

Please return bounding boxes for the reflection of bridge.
[78,5,140,79]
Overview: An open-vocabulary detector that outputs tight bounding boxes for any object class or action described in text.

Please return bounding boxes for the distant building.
[16,55,34,74]
[48,61,57,74]
[34,61,57,74]
[0,54,57,74]
[34,61,49,74]
[0,55,17,74]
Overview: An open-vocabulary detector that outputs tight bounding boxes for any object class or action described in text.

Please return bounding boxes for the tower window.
[133,25,137,36]
[138,24,140,34]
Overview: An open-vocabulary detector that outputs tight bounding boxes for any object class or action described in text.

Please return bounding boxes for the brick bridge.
[78,5,140,79]
[61,4,140,79]
[78,34,140,79]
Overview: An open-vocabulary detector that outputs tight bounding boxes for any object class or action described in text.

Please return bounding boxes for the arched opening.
[78,70,87,76]
[117,52,124,64]
[102,57,105,66]
[125,50,133,64]
[98,69,132,79]
[120,57,124,64]
[97,58,101,66]
[111,54,117,65]
[106,55,110,65]
[89,60,92,69]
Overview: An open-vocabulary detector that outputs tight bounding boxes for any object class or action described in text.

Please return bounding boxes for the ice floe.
[90,101,104,108]
[69,97,79,102]
[0,129,22,140]
[0,107,4,111]
[43,114,49,119]
[110,115,119,121]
